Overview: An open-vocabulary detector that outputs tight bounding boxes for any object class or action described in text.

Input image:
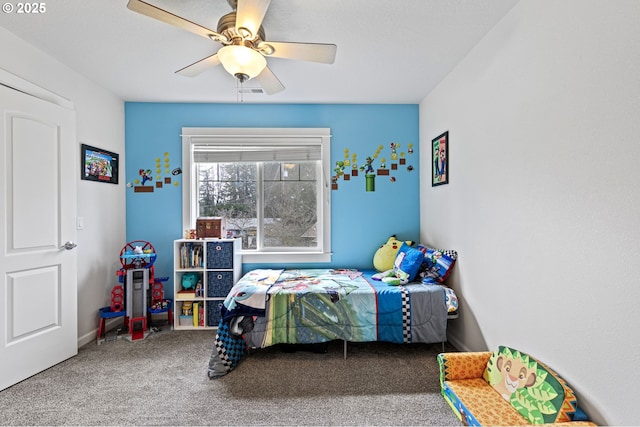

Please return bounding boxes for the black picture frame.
[431,131,449,186]
[80,144,119,184]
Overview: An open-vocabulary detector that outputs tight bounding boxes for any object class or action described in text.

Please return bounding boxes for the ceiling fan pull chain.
[237,78,244,103]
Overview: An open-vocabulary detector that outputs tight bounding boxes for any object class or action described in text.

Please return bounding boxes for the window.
[182,128,332,263]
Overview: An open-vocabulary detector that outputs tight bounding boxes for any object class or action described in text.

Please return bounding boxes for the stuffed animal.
[373,235,415,272]
[181,273,199,290]
[372,268,410,286]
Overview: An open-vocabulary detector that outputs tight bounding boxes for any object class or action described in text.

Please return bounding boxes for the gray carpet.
[0,329,462,426]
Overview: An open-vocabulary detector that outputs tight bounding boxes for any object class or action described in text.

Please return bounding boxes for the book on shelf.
[193,302,199,327]
[180,242,203,269]
[177,289,196,299]
[199,304,204,327]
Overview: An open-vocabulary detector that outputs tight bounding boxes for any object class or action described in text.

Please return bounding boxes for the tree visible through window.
[196,161,318,251]
[182,127,331,262]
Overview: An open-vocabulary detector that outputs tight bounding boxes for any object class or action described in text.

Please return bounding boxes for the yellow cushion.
[439,351,492,381]
[446,378,530,426]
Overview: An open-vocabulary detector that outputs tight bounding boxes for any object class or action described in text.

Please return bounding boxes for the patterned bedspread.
[208,268,449,378]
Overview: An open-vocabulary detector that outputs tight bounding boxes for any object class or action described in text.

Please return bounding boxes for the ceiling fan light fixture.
[256,42,275,56]
[237,26,253,40]
[218,45,266,81]
[209,33,229,44]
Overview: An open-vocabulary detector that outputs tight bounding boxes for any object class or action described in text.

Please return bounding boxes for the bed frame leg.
[343,340,347,359]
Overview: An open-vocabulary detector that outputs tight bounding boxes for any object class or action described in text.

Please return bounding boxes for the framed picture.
[80,144,119,184]
[431,131,449,186]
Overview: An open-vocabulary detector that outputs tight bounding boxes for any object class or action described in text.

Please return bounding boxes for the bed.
[207,268,458,378]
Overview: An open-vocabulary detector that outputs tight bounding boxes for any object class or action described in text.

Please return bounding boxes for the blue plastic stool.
[97,306,126,341]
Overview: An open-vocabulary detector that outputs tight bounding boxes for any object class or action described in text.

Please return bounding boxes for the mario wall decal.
[332,142,415,192]
[128,151,181,193]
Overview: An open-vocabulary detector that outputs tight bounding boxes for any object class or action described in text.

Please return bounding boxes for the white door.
[0,79,78,391]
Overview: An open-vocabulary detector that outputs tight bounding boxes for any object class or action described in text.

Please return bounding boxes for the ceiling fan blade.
[127,0,221,41]
[259,41,337,64]
[176,54,222,77]
[235,0,271,40]
[254,66,284,95]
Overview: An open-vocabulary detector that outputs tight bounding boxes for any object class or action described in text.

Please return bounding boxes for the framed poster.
[432,131,448,186]
[80,143,119,184]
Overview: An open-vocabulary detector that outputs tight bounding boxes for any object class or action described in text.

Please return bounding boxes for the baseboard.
[78,330,95,348]
[446,333,472,352]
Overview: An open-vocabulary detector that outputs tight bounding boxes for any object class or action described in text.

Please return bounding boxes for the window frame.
[182,127,332,263]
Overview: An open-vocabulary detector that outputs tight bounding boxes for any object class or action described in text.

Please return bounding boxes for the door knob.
[61,241,77,250]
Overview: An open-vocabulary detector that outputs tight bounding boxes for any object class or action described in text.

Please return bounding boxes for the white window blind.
[192,139,323,163]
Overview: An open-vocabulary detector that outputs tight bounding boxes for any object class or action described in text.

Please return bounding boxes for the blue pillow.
[393,243,424,282]
[417,245,458,284]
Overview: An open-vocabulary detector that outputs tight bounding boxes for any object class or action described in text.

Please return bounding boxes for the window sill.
[240,251,332,264]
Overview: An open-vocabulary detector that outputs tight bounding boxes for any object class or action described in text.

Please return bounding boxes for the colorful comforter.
[208,268,450,378]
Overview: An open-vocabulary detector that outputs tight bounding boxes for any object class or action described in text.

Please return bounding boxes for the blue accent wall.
[125,103,420,290]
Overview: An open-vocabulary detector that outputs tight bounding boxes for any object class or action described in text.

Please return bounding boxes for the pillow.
[417,245,458,284]
[442,286,458,313]
[393,242,424,282]
[483,346,581,424]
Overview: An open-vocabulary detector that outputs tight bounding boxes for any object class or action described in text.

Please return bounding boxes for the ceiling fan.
[127,0,337,94]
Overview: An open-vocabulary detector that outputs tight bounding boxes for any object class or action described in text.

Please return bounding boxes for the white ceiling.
[0,0,519,104]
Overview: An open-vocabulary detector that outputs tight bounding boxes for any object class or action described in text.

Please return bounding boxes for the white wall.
[0,27,126,346]
[420,1,640,425]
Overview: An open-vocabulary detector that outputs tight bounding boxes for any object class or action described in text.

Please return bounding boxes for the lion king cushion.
[482,346,581,424]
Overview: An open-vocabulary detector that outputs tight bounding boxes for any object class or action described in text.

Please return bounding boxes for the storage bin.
[207,301,224,327]
[207,271,234,297]
[206,241,234,269]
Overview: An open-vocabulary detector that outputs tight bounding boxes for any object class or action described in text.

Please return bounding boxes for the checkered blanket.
[207,321,246,379]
